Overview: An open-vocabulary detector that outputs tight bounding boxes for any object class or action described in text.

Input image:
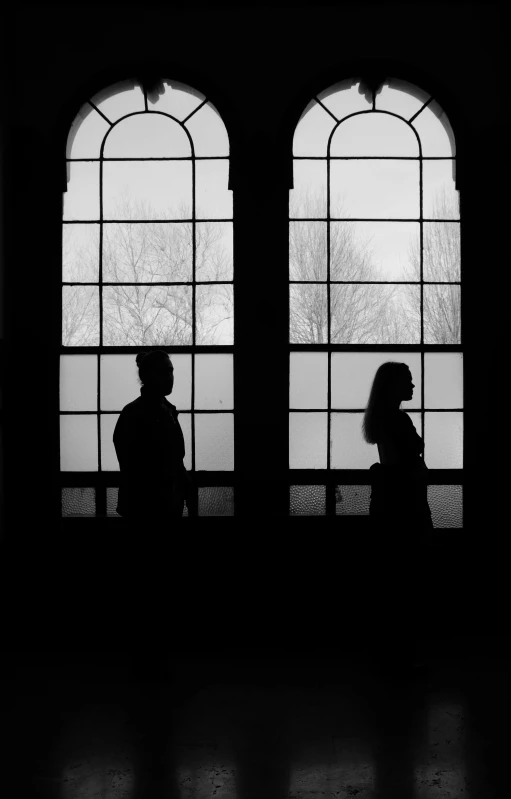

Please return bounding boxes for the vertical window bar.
[326,147,332,473]
[419,142,425,447]
[143,85,148,112]
[191,144,196,472]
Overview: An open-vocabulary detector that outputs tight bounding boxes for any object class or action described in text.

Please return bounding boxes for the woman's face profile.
[146,358,174,395]
[401,370,414,401]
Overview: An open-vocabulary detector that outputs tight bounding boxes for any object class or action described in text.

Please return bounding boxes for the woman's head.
[362,362,414,444]
[136,349,174,396]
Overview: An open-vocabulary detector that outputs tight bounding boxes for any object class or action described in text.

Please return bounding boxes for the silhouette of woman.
[113,349,197,527]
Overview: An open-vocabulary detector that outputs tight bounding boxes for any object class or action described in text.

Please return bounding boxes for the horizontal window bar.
[62,281,234,286]
[289,218,460,223]
[62,219,234,224]
[289,280,461,285]
[67,156,229,162]
[289,344,463,352]
[59,409,234,415]
[60,345,234,354]
[289,408,463,413]
[293,156,455,160]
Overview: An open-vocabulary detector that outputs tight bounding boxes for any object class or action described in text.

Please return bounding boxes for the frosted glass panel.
[195,354,233,409]
[62,286,99,346]
[425,353,463,408]
[330,114,418,157]
[289,222,327,281]
[428,485,463,528]
[67,104,109,159]
[104,114,191,158]
[106,487,121,517]
[331,352,421,410]
[290,485,326,515]
[60,355,97,411]
[101,414,119,471]
[412,100,454,157]
[330,284,420,344]
[329,221,420,281]
[185,102,229,156]
[423,222,460,282]
[60,415,98,471]
[195,285,233,345]
[335,485,371,515]
[317,80,371,120]
[331,160,420,219]
[195,413,234,470]
[64,162,100,220]
[63,224,99,282]
[331,413,374,468]
[293,100,337,157]
[103,222,193,283]
[425,412,463,469]
[103,161,192,219]
[423,160,459,219]
[103,285,193,346]
[146,79,205,120]
[198,487,234,516]
[289,412,327,469]
[196,222,233,281]
[424,285,461,344]
[90,81,145,122]
[179,412,192,470]
[290,352,328,409]
[290,284,327,344]
[290,160,327,218]
[62,487,96,517]
[195,160,232,219]
[375,80,429,119]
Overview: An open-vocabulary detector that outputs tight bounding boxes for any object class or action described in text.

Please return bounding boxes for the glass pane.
[331,352,421,410]
[103,285,193,346]
[330,284,420,344]
[330,160,420,219]
[375,79,430,119]
[317,80,371,120]
[67,104,109,159]
[63,224,99,282]
[289,412,327,469]
[424,284,461,344]
[423,222,460,282]
[147,79,205,121]
[179,412,192,470]
[423,161,459,219]
[198,487,234,516]
[290,160,327,218]
[106,487,121,517]
[428,485,463,528]
[60,415,98,471]
[103,222,193,283]
[104,114,191,158]
[330,221,420,281]
[331,412,374,468]
[195,354,233,410]
[62,286,99,346]
[290,284,327,344]
[64,162,100,220]
[185,102,229,156]
[335,485,371,515]
[195,284,233,345]
[195,160,232,219]
[195,413,234,470]
[425,412,463,468]
[62,487,96,517]
[290,485,326,515]
[289,222,327,281]
[60,355,97,411]
[290,352,328,409]
[330,113,418,157]
[103,161,192,220]
[101,414,119,471]
[425,353,463,409]
[293,100,337,157]
[412,100,455,157]
[196,222,233,282]
[90,80,145,122]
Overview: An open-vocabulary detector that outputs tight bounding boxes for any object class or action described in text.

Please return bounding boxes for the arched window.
[60,79,234,517]
[289,78,462,526]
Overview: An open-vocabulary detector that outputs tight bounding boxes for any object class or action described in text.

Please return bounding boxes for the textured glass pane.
[104,114,191,158]
[290,352,328,409]
[289,222,327,281]
[317,80,371,120]
[424,285,461,344]
[103,222,193,283]
[290,284,327,344]
[195,284,233,345]
[62,487,96,517]
[103,285,192,346]
[330,114,418,157]
[423,222,460,282]
[90,80,145,122]
[103,161,192,220]
[100,353,191,411]
[106,487,121,517]
[179,412,192,471]
[330,160,420,219]
[63,162,100,220]
[331,352,421,410]
[331,412,374,469]
[425,353,463,409]
[335,485,371,515]
[62,286,99,346]
[67,104,109,159]
[290,160,327,218]
[425,412,463,469]
[428,485,463,528]
[412,100,455,157]
[196,222,233,281]
[63,224,99,282]
[185,102,229,156]
[101,414,119,471]
[293,100,337,157]
[60,415,98,471]
[289,412,327,469]
[330,284,420,344]
[60,355,97,411]
[198,487,234,516]
[195,413,234,470]
[329,221,420,281]
[195,160,232,219]
[290,485,326,515]
[375,79,429,119]
[195,354,233,410]
[423,161,459,219]
[146,79,205,121]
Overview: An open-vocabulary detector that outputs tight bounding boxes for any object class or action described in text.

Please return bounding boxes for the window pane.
[179,412,192,470]
[290,284,327,344]
[196,222,233,282]
[289,222,327,281]
[375,79,429,119]
[60,355,97,411]
[100,354,139,410]
[195,354,233,409]
[63,224,99,282]
[103,285,193,346]
[423,222,460,282]
[67,105,109,159]
[62,286,99,346]
[64,162,100,220]
[331,352,421,410]
[62,487,96,517]
[195,413,234,470]
[103,161,192,220]
[195,285,233,345]
[425,412,463,468]
[330,221,419,281]
[330,284,420,344]
[90,80,145,122]
[290,485,326,515]
[331,412,374,468]
[424,285,461,344]
[198,487,234,516]
[290,160,327,218]
[101,414,119,470]
[103,222,193,283]
[428,485,463,528]
[293,100,337,157]
[106,487,120,517]
[317,80,371,120]
[412,100,455,157]
[60,415,98,470]
[289,412,327,468]
[147,79,205,121]
[331,160,420,219]
[425,353,463,408]
[195,160,232,219]
[104,114,191,158]
[335,485,371,515]
[290,352,328,409]
[185,102,229,156]
[330,113,418,157]
[423,161,459,219]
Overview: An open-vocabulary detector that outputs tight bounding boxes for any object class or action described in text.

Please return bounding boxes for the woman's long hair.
[362,361,410,444]
[136,349,170,385]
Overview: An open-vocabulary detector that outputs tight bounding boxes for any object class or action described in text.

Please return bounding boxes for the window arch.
[60,78,234,517]
[289,77,462,526]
